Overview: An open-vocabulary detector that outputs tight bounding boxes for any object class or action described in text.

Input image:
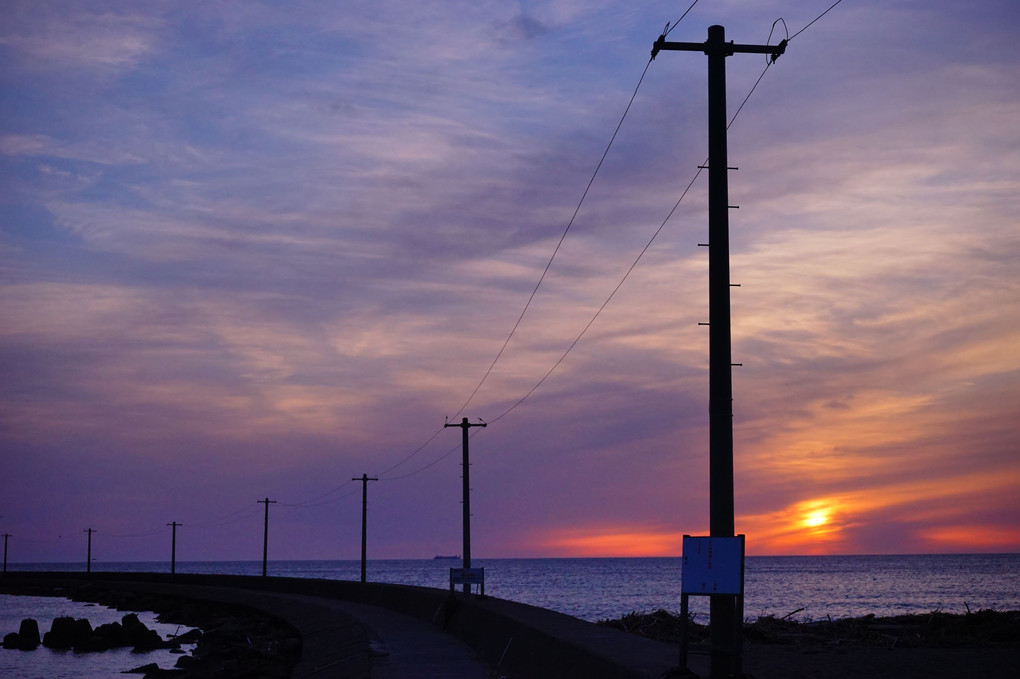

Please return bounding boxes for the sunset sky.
[2,1,1018,564]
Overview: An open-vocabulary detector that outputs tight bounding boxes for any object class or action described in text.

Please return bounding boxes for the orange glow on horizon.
[917,525,1019,551]
[540,526,687,557]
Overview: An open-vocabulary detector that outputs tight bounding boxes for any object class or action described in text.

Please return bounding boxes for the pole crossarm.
[652,36,786,61]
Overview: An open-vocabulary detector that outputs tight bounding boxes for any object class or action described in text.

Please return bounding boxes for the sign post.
[679,535,746,674]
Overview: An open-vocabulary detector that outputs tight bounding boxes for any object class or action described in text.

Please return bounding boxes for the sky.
[1,0,1018,564]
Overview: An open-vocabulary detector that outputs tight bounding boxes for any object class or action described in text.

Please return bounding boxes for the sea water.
[0,594,196,679]
[3,553,1018,677]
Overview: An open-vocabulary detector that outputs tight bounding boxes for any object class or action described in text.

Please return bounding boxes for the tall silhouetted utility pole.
[2,533,9,574]
[352,474,378,583]
[167,521,181,575]
[651,25,786,679]
[445,417,487,593]
[258,498,277,576]
[83,528,96,573]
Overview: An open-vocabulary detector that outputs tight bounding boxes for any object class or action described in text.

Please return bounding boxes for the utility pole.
[444,417,487,593]
[652,25,786,679]
[2,533,9,574]
[258,498,277,577]
[167,521,181,575]
[352,474,378,583]
[83,528,96,574]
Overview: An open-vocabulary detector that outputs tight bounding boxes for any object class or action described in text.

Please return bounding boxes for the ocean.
[2,553,1017,678]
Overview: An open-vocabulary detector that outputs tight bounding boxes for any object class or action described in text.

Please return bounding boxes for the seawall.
[1,571,682,678]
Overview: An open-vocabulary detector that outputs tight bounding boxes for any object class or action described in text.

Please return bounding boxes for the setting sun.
[802,508,831,529]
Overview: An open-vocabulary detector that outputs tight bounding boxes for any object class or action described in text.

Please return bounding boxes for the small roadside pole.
[352,474,378,583]
[444,417,487,594]
[167,521,181,575]
[2,533,10,574]
[84,527,96,574]
[258,498,277,577]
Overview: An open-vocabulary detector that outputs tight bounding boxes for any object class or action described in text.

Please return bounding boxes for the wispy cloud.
[1,1,1018,560]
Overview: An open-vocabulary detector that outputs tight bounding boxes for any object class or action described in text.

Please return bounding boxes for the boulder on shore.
[1,619,42,650]
[122,613,165,651]
[124,661,160,674]
[18,619,41,648]
[43,615,94,649]
[3,632,23,650]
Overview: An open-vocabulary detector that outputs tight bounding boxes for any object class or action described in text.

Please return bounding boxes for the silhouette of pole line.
[167,522,181,575]
[257,498,277,577]
[83,528,97,574]
[352,475,378,583]
[651,24,786,679]
[2,533,9,574]
[445,417,487,593]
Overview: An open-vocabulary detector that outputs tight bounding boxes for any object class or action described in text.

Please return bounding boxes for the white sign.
[681,535,744,595]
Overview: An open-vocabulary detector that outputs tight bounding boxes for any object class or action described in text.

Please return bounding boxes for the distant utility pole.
[258,498,277,577]
[2,533,10,574]
[167,521,181,575]
[83,528,97,574]
[445,417,487,593]
[352,474,379,583]
[652,25,786,679]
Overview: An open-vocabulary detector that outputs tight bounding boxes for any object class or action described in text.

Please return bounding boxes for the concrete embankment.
[1,571,683,678]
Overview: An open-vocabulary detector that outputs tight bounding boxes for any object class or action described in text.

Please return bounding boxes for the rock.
[43,616,78,648]
[70,618,96,652]
[171,628,202,644]
[120,614,162,650]
[17,619,40,649]
[131,627,165,652]
[3,632,22,649]
[76,634,112,653]
[124,661,160,674]
[42,616,97,650]
[122,613,144,631]
[95,621,128,647]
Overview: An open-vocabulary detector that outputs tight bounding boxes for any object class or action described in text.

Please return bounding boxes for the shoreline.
[3,573,1018,678]
[1,583,300,679]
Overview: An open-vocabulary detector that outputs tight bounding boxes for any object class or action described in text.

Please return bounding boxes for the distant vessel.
[433,555,460,560]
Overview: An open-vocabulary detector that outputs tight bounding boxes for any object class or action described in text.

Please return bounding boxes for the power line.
[279,485,362,509]
[483,66,782,426]
[373,7,709,483]
[450,60,654,420]
[355,7,847,481]
[664,0,702,38]
[791,0,845,41]
[373,425,446,478]
[278,480,358,507]
[187,504,260,529]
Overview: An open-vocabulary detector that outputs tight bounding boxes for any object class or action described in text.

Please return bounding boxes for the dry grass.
[597,608,1020,649]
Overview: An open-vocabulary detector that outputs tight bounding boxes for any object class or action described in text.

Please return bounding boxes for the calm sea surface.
[0,594,196,679]
[2,554,1017,677]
